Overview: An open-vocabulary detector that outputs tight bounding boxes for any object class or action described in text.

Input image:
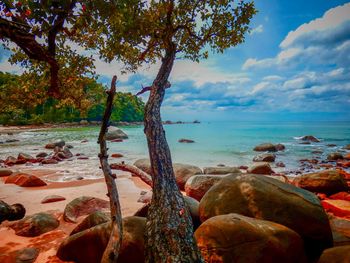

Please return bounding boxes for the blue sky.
[1,1,350,121]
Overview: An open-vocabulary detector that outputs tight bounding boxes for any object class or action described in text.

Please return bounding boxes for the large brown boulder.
[293,170,349,195]
[253,143,285,152]
[301,135,320,142]
[203,166,241,174]
[195,213,306,263]
[133,159,202,190]
[327,152,344,161]
[105,126,128,141]
[185,174,227,201]
[63,196,110,223]
[247,162,274,175]
[5,173,47,187]
[9,212,59,237]
[318,245,350,263]
[0,200,25,223]
[70,211,110,235]
[57,217,146,263]
[199,174,333,260]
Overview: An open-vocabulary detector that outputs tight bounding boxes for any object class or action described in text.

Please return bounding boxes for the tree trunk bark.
[144,45,203,263]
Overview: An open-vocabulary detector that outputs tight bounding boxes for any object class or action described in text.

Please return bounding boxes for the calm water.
[1,121,349,181]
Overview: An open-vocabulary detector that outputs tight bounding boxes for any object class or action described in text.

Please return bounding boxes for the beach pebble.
[63,196,110,223]
[253,153,276,162]
[0,168,13,177]
[327,152,344,161]
[293,170,349,195]
[199,173,333,261]
[195,213,306,263]
[41,195,66,204]
[9,212,59,237]
[178,138,195,143]
[185,174,227,201]
[247,162,274,175]
[318,245,350,263]
[203,166,241,175]
[111,153,124,158]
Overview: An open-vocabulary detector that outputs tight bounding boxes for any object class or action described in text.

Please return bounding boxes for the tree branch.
[135,81,171,96]
[110,162,153,187]
[98,75,122,263]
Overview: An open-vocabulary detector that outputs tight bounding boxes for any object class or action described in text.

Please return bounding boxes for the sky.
[1,1,350,122]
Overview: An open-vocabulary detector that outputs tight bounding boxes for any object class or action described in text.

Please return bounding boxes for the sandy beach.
[0,168,150,262]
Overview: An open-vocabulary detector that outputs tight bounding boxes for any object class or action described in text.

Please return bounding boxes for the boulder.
[322,200,350,218]
[105,126,128,141]
[0,168,13,177]
[318,245,350,263]
[54,139,65,147]
[17,153,35,161]
[329,216,350,246]
[4,156,17,165]
[80,120,89,125]
[253,153,276,162]
[0,200,25,223]
[293,170,349,195]
[199,174,333,260]
[1,247,40,263]
[57,217,146,263]
[9,212,59,237]
[133,159,202,190]
[70,211,110,235]
[185,174,227,201]
[178,138,195,143]
[203,167,241,175]
[41,195,66,204]
[5,173,47,187]
[41,158,58,164]
[195,213,306,263]
[301,135,320,142]
[327,152,344,161]
[275,143,286,151]
[344,144,350,150]
[63,196,110,223]
[253,143,278,152]
[247,162,274,175]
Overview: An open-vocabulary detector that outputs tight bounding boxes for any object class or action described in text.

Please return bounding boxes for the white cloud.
[250,24,264,35]
[281,3,350,48]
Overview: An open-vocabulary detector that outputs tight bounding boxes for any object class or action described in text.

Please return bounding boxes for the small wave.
[293,136,303,140]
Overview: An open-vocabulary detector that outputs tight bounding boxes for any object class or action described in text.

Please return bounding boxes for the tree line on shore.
[0,72,145,125]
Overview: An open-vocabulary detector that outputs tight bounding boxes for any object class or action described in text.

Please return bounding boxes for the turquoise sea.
[1,121,349,181]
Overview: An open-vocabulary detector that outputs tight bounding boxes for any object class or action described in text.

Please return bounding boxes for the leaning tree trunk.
[144,45,203,262]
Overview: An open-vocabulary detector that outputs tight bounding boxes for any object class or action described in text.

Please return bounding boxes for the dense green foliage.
[0,72,144,125]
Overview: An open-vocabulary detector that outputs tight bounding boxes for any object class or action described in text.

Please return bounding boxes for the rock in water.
[253,153,276,162]
[203,167,241,174]
[199,174,333,261]
[63,196,110,223]
[57,217,146,263]
[318,245,350,263]
[293,170,349,195]
[327,152,344,161]
[301,135,320,142]
[9,212,59,237]
[247,162,274,174]
[253,143,277,152]
[178,138,195,143]
[195,213,306,263]
[105,126,128,140]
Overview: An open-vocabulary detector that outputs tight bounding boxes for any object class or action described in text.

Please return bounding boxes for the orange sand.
[0,169,150,262]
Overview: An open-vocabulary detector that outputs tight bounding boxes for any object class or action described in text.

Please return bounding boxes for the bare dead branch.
[110,162,153,187]
[135,81,171,96]
[98,75,122,263]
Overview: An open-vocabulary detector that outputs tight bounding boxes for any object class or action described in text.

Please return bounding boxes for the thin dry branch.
[110,162,153,187]
[98,75,122,263]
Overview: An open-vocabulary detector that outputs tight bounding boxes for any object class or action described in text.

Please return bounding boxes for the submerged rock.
[195,213,306,263]
[178,138,195,143]
[199,174,333,260]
